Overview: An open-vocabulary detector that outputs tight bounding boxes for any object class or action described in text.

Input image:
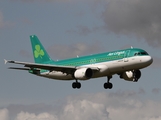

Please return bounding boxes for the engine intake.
[29,69,40,75]
[74,68,93,80]
[120,70,141,81]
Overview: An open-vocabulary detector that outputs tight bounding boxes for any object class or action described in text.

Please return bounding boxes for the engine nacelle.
[121,71,134,81]
[74,68,93,80]
[120,70,141,81]
[29,69,40,75]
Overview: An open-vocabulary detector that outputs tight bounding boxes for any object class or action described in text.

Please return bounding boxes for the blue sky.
[0,0,161,120]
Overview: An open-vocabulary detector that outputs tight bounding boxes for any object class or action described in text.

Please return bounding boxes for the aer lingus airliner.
[4,35,153,89]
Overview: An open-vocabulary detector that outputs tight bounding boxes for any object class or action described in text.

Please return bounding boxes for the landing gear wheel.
[72,82,77,89]
[104,76,113,89]
[108,82,113,89]
[104,83,108,89]
[104,82,113,89]
[72,81,81,89]
[77,82,81,89]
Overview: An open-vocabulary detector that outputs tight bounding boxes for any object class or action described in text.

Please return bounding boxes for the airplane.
[4,35,153,89]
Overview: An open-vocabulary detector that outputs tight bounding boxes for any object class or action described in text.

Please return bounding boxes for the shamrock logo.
[34,45,44,58]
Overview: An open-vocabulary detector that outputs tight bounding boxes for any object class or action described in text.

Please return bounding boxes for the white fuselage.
[38,55,153,80]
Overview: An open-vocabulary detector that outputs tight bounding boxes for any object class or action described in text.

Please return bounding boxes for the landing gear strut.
[133,70,141,82]
[104,76,113,89]
[72,80,81,89]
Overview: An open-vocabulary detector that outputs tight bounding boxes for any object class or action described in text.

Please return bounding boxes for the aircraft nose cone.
[145,56,153,65]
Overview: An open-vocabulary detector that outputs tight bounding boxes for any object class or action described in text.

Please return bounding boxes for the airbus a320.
[4,35,153,89]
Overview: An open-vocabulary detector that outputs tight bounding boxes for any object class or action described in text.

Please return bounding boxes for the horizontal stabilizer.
[4,59,8,64]
[8,67,30,70]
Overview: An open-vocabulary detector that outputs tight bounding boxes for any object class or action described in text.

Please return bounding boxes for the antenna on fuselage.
[131,46,133,49]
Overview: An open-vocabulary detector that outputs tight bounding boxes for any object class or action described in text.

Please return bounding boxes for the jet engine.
[29,69,40,75]
[120,70,141,82]
[74,68,93,80]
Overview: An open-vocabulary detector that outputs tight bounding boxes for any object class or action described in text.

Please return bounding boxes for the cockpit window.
[140,52,148,55]
[134,53,138,56]
[134,52,149,56]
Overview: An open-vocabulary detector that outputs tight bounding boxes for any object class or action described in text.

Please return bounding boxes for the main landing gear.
[104,76,113,89]
[72,80,81,89]
[72,76,113,89]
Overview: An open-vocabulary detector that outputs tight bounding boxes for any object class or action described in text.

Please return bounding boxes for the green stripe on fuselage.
[47,48,149,67]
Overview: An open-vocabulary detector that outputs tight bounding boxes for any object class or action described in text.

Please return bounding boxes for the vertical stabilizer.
[30,35,53,63]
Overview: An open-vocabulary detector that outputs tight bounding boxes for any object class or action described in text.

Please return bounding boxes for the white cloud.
[15,112,57,120]
[59,99,109,120]
[0,109,9,120]
[107,100,161,120]
[3,91,161,120]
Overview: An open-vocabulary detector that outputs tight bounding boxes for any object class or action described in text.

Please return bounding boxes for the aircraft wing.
[4,59,99,73]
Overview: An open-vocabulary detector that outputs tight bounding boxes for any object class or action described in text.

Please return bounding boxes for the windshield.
[134,52,149,56]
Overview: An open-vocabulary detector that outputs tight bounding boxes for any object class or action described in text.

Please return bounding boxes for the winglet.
[4,59,8,64]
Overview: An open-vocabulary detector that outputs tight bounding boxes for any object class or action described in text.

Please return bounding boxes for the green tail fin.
[30,35,53,63]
